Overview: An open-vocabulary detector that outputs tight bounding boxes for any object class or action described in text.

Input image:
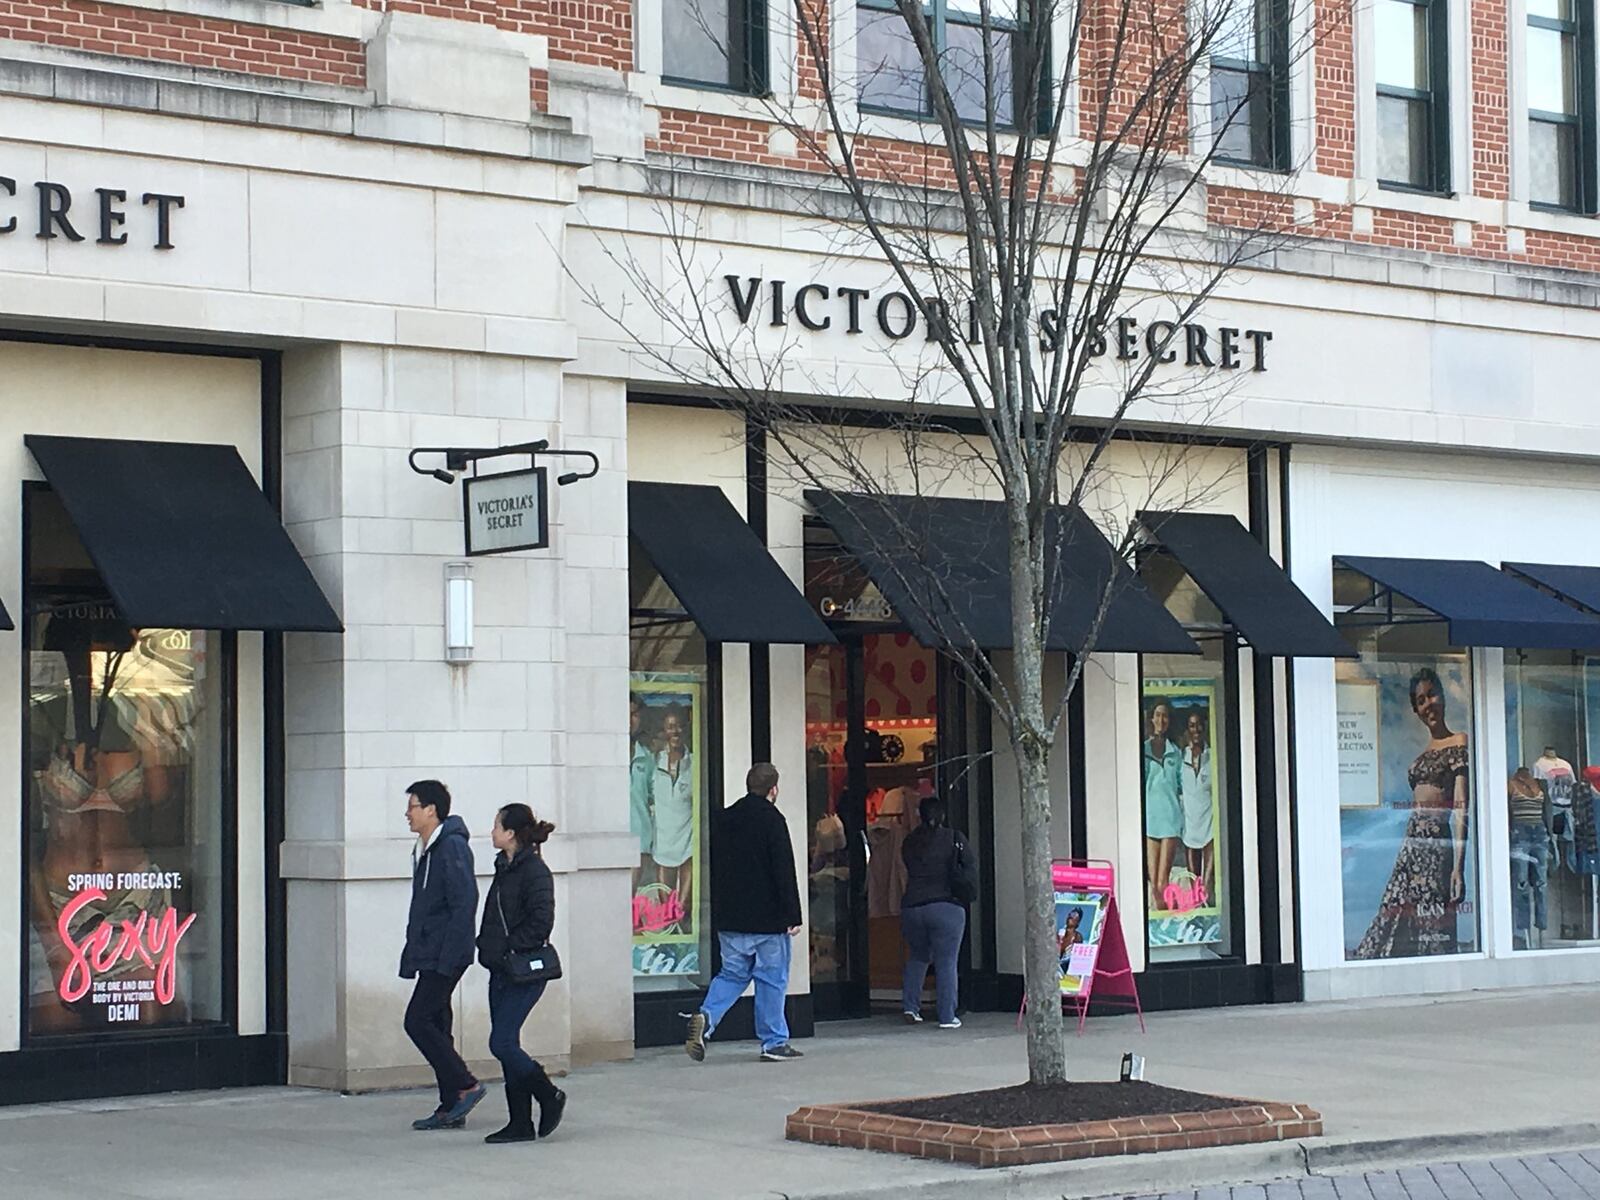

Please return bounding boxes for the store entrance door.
[805,634,952,1020]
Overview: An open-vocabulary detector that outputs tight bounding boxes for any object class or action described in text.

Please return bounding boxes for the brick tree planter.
[785,1098,1323,1169]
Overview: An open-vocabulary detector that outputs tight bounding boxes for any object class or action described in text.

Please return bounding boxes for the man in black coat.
[684,763,804,1063]
[399,779,486,1129]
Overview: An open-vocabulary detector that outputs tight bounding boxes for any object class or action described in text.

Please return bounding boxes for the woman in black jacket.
[476,804,565,1144]
[899,796,971,1030]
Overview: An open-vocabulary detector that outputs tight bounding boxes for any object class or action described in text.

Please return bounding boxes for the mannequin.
[1507,766,1553,948]
[1533,746,1576,807]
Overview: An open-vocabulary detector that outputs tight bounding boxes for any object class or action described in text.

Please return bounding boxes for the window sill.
[1346,180,1500,224]
[1503,200,1600,237]
[636,76,780,123]
[93,0,370,39]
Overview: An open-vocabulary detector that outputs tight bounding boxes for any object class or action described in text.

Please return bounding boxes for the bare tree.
[577,0,1343,1085]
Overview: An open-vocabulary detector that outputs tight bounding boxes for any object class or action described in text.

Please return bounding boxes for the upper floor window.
[663,0,768,93]
[1210,0,1291,169]
[857,0,1020,127]
[1375,0,1451,192]
[1527,0,1595,211]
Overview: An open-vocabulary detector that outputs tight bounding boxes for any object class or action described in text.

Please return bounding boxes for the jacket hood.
[434,813,471,845]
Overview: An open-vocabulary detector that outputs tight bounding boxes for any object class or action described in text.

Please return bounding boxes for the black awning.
[628,481,834,644]
[1141,511,1353,657]
[0,596,13,631]
[1336,555,1600,650]
[26,435,341,632]
[808,490,1197,655]
[1504,562,1600,616]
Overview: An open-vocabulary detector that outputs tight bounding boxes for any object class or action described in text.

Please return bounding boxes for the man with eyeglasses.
[400,779,485,1130]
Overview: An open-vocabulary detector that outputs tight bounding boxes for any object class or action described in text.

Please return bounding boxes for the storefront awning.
[628,481,834,644]
[1335,555,1600,650]
[1503,562,1600,617]
[808,490,1198,654]
[1140,511,1354,658]
[26,435,342,632]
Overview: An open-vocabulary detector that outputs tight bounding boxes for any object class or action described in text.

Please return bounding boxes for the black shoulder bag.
[949,833,979,904]
[495,888,563,984]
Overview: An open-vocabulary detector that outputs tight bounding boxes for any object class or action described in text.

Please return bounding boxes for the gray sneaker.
[760,1043,804,1062]
[684,1011,708,1062]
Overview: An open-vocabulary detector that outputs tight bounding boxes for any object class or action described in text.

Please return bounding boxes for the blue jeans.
[700,932,791,1051]
[901,901,965,1025]
[487,972,549,1086]
[1510,821,1549,937]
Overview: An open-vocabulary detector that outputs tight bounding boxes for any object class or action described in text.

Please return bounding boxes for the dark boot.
[526,1063,566,1139]
[483,1081,536,1144]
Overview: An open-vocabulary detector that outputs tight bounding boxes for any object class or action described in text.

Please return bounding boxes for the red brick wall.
[1471,0,1510,199]
[354,0,630,72]
[1313,0,1356,176]
[0,0,365,85]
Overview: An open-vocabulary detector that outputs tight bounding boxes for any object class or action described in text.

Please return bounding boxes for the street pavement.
[1,986,1597,1199]
[1123,1152,1600,1200]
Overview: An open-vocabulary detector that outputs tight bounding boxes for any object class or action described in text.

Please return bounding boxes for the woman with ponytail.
[475,803,565,1144]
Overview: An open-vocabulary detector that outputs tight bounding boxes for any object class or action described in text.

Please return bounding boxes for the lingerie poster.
[1142,678,1223,950]
[25,601,221,1037]
[630,673,707,979]
[1336,653,1479,960]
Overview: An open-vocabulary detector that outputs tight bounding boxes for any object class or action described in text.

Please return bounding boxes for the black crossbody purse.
[495,889,563,984]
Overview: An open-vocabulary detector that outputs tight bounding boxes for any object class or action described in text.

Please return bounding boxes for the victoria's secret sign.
[725,274,1274,371]
[1,177,186,250]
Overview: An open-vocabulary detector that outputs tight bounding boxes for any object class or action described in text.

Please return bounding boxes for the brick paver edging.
[785,1097,1324,1169]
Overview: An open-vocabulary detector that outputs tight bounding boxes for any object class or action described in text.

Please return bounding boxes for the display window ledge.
[1330,951,1490,968]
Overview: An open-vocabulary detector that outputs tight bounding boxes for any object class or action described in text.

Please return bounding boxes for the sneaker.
[902,1011,924,1025]
[760,1043,805,1062]
[443,1082,488,1124]
[684,1011,708,1062]
[938,1018,963,1030]
[412,1107,465,1131]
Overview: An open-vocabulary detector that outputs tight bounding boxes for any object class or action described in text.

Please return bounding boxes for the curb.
[776,1123,1600,1200]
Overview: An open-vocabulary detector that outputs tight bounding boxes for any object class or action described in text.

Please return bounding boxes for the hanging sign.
[464,467,549,556]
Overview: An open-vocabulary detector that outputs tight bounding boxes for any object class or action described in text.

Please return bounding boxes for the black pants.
[404,969,477,1108]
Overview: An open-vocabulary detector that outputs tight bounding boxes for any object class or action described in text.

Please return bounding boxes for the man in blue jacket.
[400,779,485,1130]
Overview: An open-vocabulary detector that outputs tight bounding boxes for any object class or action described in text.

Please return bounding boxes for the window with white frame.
[1374,0,1451,192]
[1209,0,1291,169]
[856,0,1022,126]
[1527,0,1595,211]
[662,0,768,92]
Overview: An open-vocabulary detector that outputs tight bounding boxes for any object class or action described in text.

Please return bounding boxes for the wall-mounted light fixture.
[444,561,474,664]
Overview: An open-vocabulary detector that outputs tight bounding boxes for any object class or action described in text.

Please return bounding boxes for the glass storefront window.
[1503,650,1600,950]
[1141,643,1234,962]
[629,545,713,993]
[1335,612,1479,960]
[25,490,227,1038]
[1141,551,1234,963]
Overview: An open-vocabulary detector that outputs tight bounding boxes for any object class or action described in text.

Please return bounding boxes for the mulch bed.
[787,1083,1324,1169]
[860,1081,1242,1128]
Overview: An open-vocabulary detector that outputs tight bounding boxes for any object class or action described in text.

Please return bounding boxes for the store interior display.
[1504,653,1600,950]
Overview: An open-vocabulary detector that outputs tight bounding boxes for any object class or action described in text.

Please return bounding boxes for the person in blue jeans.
[685,763,804,1063]
[476,803,565,1144]
[899,796,970,1029]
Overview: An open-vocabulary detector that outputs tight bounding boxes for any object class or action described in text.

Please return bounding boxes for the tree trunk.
[1008,514,1069,1087]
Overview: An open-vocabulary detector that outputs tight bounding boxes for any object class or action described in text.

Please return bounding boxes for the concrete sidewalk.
[2,986,1597,1200]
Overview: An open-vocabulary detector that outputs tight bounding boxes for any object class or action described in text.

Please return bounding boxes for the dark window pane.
[1211,66,1258,162]
[1527,26,1576,115]
[945,21,1015,124]
[858,7,926,113]
[663,0,742,88]
[1530,118,1579,207]
[1377,92,1431,186]
[1375,0,1428,90]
